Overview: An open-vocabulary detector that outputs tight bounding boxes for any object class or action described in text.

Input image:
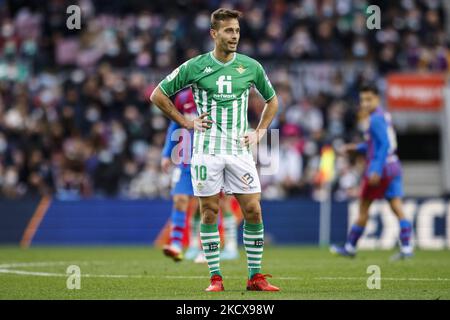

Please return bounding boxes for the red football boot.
[246,273,280,291]
[205,275,224,292]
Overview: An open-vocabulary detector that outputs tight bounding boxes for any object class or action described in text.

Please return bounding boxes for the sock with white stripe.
[200,223,222,277]
[189,212,201,250]
[243,222,264,279]
[223,211,238,251]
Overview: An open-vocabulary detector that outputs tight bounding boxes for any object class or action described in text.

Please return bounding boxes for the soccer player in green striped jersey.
[151,8,279,292]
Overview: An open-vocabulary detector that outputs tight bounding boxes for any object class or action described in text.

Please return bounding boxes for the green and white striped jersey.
[158,51,276,155]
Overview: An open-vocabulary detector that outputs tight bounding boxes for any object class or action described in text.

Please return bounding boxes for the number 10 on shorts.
[194,165,207,181]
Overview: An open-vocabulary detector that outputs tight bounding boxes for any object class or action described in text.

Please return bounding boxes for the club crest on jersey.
[235,65,246,74]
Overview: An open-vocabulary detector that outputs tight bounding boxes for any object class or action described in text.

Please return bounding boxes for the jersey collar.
[209,51,236,66]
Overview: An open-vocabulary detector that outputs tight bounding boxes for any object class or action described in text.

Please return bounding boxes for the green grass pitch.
[0,246,449,299]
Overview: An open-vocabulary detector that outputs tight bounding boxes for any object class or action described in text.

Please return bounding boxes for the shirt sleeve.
[368,115,389,177]
[158,60,193,97]
[161,120,181,158]
[254,62,276,101]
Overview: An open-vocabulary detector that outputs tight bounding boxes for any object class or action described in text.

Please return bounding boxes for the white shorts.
[190,154,261,197]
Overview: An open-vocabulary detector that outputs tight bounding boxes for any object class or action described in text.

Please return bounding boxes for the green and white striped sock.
[200,223,222,277]
[243,222,264,279]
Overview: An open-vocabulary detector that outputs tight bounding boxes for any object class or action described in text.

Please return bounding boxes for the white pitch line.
[1,269,449,282]
[0,261,71,269]
[0,269,143,278]
[316,276,450,282]
[0,261,110,269]
[1,261,449,282]
[0,269,66,277]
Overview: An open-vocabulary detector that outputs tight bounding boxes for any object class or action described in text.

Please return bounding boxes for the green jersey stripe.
[243,89,249,148]
[197,90,207,153]
[237,91,243,155]
[231,99,238,154]
[213,99,222,153]
[208,99,217,153]
[220,103,228,154]
[226,106,233,155]
[193,85,200,154]
[240,89,248,155]
[202,89,211,153]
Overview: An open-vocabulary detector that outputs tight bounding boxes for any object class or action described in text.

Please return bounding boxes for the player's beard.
[228,44,238,52]
[222,38,238,53]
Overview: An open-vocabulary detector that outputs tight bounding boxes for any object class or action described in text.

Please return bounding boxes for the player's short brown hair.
[210,8,242,30]
[359,83,379,95]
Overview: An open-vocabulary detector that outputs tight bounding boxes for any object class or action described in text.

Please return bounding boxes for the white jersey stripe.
[221,103,228,153]
[239,90,246,154]
[209,99,217,154]
[197,90,207,152]
[192,85,200,154]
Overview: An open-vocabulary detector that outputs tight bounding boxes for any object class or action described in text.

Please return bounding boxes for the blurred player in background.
[219,194,240,260]
[160,89,197,262]
[188,194,241,263]
[330,84,413,260]
[161,89,240,262]
[151,8,280,291]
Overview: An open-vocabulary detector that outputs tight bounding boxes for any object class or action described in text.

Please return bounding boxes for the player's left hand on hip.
[241,130,265,147]
[368,173,381,186]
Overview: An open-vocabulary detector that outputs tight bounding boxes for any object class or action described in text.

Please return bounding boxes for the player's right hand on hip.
[191,112,213,132]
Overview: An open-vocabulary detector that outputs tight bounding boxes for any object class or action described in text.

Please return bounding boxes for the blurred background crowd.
[0,0,448,200]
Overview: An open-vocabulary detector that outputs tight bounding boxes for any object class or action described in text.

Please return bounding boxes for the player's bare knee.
[200,201,219,224]
[202,210,218,224]
[173,195,189,211]
[242,200,262,223]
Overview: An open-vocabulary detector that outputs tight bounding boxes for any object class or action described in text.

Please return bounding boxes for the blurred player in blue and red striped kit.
[160,88,240,262]
[160,88,197,261]
[331,84,413,260]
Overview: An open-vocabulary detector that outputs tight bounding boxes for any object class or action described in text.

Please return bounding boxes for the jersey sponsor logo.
[213,75,236,99]
[213,93,237,99]
[203,66,213,73]
[216,75,232,94]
